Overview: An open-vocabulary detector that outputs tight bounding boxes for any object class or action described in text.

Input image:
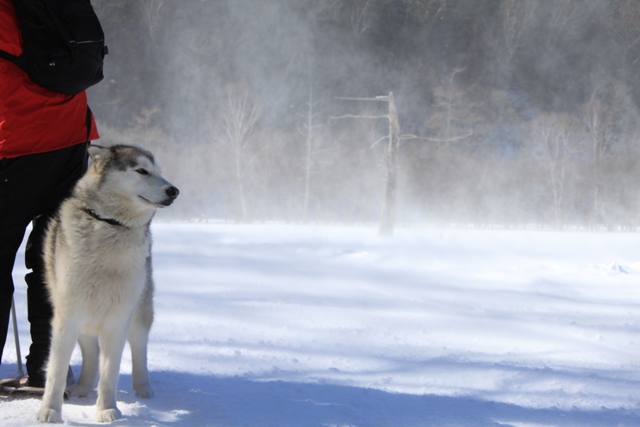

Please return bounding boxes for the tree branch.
[400,130,473,143]
[370,135,389,149]
[330,114,389,120]
[335,96,390,102]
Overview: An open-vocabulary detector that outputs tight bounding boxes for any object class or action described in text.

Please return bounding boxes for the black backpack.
[0,0,108,95]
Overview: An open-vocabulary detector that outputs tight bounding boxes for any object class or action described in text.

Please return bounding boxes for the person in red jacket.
[0,0,100,387]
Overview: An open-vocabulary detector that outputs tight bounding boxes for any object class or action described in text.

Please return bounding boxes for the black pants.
[0,142,88,379]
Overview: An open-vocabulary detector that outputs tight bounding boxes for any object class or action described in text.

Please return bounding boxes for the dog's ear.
[87,145,112,165]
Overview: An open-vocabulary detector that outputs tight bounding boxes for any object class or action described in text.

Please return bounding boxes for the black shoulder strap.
[0,50,17,62]
[0,49,32,79]
[86,106,92,142]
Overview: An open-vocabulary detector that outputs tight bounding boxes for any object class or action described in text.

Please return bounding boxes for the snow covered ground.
[2,223,640,426]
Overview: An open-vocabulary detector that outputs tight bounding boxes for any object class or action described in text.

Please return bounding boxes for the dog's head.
[87,145,179,209]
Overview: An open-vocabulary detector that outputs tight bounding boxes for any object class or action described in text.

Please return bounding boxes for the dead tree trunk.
[300,85,321,223]
[333,93,400,236]
[379,92,400,236]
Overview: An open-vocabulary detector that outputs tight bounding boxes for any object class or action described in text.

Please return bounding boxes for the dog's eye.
[136,168,149,175]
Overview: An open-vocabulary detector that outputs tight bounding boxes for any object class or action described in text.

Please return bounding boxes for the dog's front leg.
[95,323,129,423]
[37,317,80,423]
[129,316,154,398]
[70,333,100,398]
[129,273,154,398]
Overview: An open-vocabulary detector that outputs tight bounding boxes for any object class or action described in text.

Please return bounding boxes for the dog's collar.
[81,208,128,228]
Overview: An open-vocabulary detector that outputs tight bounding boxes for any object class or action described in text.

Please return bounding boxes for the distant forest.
[89,0,640,229]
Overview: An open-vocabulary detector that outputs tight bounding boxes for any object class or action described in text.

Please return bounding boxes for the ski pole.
[11,296,24,379]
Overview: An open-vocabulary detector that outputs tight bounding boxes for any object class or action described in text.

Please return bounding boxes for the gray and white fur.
[37,145,179,423]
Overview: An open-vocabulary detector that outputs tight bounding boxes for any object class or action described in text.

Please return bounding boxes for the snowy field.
[1,223,640,427]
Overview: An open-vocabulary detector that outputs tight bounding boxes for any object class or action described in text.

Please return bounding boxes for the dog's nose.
[166,186,179,200]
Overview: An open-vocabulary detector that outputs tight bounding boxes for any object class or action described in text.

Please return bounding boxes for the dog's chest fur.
[45,202,151,321]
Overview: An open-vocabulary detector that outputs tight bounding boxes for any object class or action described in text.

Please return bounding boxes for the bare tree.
[313,0,379,34]
[580,91,616,225]
[217,84,260,222]
[608,0,640,68]
[424,67,475,149]
[379,92,400,236]
[333,79,479,234]
[333,93,399,236]
[539,0,582,55]
[485,0,535,73]
[531,113,582,228]
[488,0,586,68]
[298,85,324,222]
[314,0,451,34]
[140,0,165,42]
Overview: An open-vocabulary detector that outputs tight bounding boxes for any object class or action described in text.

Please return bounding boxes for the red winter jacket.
[0,0,99,159]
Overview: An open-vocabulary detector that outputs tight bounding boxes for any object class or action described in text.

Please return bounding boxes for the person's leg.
[0,162,12,364]
[0,157,47,367]
[23,142,88,385]
[0,226,30,364]
[23,215,54,385]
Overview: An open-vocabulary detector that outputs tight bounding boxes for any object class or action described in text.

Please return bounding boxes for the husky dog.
[37,145,179,423]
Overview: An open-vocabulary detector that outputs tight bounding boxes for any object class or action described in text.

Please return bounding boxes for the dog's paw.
[96,408,122,423]
[36,407,62,423]
[69,383,93,398]
[134,384,154,399]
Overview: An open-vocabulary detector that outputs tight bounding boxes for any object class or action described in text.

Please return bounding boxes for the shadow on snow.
[111,371,640,427]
